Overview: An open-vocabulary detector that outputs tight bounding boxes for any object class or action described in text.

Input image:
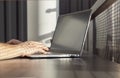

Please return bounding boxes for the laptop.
[27,9,92,58]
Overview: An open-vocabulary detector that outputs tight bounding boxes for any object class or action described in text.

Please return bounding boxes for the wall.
[27,0,59,46]
[27,0,39,41]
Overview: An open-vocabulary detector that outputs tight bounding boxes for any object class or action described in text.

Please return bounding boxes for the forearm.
[0,43,22,60]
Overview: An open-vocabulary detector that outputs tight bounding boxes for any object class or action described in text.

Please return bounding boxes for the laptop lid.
[50,9,92,55]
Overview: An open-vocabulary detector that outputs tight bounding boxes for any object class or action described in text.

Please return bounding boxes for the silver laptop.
[28,9,92,58]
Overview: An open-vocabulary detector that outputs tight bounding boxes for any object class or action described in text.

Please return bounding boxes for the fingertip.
[40,50,48,54]
[45,48,49,51]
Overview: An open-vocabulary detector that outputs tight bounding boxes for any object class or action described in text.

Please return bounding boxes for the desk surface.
[0,56,120,78]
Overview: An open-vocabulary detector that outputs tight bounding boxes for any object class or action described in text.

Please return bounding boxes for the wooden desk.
[0,56,120,78]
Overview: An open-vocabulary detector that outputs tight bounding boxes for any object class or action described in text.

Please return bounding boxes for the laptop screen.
[50,9,91,54]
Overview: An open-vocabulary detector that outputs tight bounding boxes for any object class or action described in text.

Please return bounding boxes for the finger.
[39,46,49,51]
[32,43,49,51]
[37,49,48,54]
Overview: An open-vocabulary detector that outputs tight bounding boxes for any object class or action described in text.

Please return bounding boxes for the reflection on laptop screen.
[51,9,91,54]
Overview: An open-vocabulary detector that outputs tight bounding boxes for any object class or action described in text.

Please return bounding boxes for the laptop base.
[26,53,80,59]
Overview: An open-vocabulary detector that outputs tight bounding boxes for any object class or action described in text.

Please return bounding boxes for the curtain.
[59,0,96,14]
[0,0,27,42]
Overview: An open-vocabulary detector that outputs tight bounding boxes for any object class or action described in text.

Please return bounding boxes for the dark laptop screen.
[51,9,91,54]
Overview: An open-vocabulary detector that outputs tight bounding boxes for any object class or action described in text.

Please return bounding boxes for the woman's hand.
[7,39,22,45]
[19,41,49,56]
[7,39,49,56]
